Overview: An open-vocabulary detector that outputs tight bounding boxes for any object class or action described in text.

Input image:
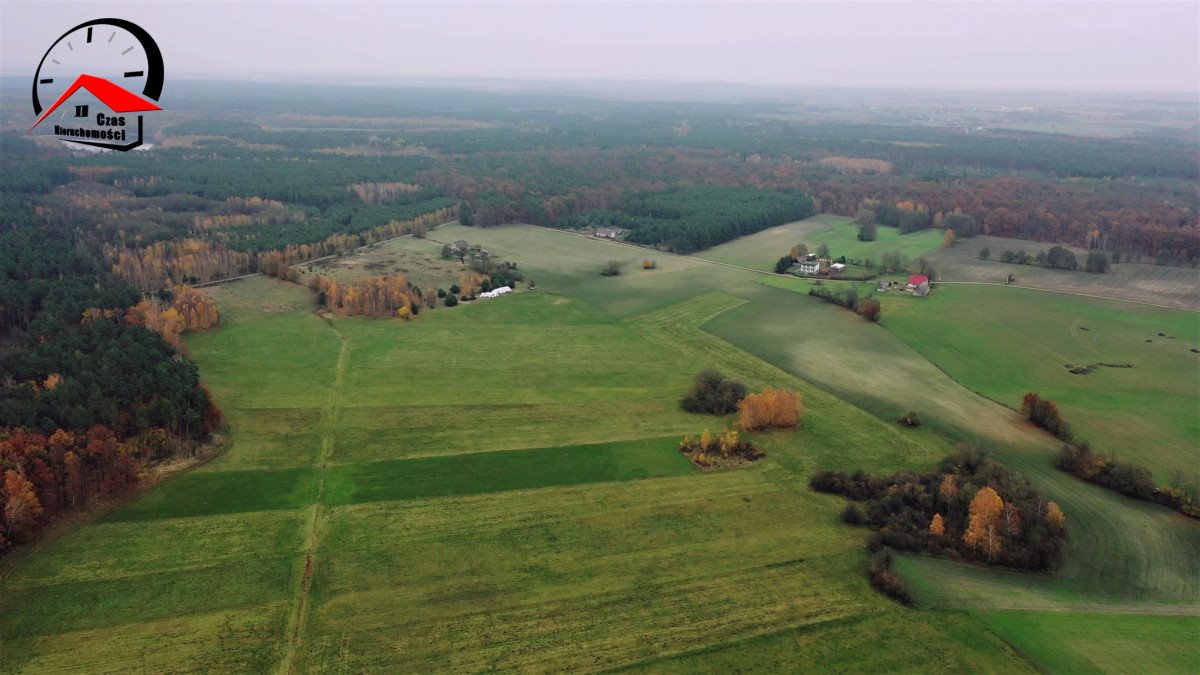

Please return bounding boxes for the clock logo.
[27,18,164,151]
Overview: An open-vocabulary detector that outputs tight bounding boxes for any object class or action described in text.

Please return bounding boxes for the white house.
[594,228,624,238]
[797,254,820,275]
[830,262,847,273]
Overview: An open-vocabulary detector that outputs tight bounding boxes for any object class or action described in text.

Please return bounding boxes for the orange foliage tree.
[737,389,802,431]
[929,513,945,536]
[963,486,1004,560]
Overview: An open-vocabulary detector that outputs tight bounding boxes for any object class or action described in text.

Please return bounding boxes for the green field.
[930,234,1200,310]
[2,224,1196,671]
[701,214,945,272]
[881,283,1200,482]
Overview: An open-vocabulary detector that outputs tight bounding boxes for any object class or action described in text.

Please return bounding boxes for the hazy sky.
[1,1,1197,92]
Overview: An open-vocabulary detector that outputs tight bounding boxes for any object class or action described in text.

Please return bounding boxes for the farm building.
[594,228,624,238]
[913,281,931,297]
[906,274,929,290]
[798,254,820,275]
[876,280,893,292]
[830,263,847,273]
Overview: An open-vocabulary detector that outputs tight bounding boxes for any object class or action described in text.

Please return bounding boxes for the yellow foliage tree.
[699,429,713,452]
[718,430,740,455]
[929,513,945,536]
[963,486,1004,559]
[1046,501,1066,528]
[938,474,959,503]
[942,228,956,248]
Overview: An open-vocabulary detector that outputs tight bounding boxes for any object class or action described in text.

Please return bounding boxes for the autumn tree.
[1046,501,1066,529]
[2,470,43,542]
[942,229,956,248]
[938,474,959,503]
[929,513,945,536]
[737,389,801,431]
[963,486,1004,560]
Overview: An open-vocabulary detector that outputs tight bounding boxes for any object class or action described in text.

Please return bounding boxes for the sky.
[1,1,1197,92]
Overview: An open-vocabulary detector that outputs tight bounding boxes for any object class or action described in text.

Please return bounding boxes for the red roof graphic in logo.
[28,73,161,132]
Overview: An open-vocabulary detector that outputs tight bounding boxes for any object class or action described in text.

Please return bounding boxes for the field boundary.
[192,220,459,288]
[279,320,350,673]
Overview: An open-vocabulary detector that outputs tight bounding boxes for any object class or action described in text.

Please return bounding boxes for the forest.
[559,186,815,252]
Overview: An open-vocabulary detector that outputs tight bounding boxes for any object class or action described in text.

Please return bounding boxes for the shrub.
[641,259,658,269]
[841,503,868,525]
[774,256,794,273]
[979,246,990,260]
[737,388,801,430]
[449,284,461,294]
[1021,392,1071,440]
[681,369,748,415]
[897,411,921,427]
[601,260,622,276]
[867,550,911,605]
[436,288,447,298]
[443,294,459,307]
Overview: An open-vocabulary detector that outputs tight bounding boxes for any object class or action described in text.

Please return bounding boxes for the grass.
[701,214,944,272]
[880,283,1200,481]
[322,437,695,505]
[930,234,1200,310]
[2,226,1196,671]
[977,611,1200,674]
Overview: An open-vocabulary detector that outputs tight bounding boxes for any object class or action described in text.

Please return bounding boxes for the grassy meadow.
[880,283,1200,482]
[701,214,944,271]
[931,234,1200,310]
[1,224,1196,672]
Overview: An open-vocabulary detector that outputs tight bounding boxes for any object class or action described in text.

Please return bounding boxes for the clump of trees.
[808,286,882,322]
[306,274,421,318]
[1058,443,1199,519]
[0,424,208,551]
[601,260,622,276]
[810,446,1068,574]
[1085,252,1111,273]
[681,369,748,415]
[997,245,1093,272]
[855,208,878,241]
[1020,392,1071,440]
[678,429,765,468]
[737,388,801,430]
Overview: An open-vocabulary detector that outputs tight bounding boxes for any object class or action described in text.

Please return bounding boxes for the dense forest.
[559,186,815,252]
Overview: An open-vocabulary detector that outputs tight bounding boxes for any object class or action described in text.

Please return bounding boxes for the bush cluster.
[811,446,1068,571]
[808,286,881,322]
[681,370,748,415]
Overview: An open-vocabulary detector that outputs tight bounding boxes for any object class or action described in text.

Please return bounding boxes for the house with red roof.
[906,274,931,296]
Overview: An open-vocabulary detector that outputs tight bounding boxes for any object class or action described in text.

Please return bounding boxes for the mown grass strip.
[323,436,693,506]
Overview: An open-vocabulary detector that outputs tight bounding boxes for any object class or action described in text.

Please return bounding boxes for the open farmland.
[0,272,1038,671]
[2,225,1196,673]
[880,283,1200,482]
[931,234,1200,310]
[700,214,944,272]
